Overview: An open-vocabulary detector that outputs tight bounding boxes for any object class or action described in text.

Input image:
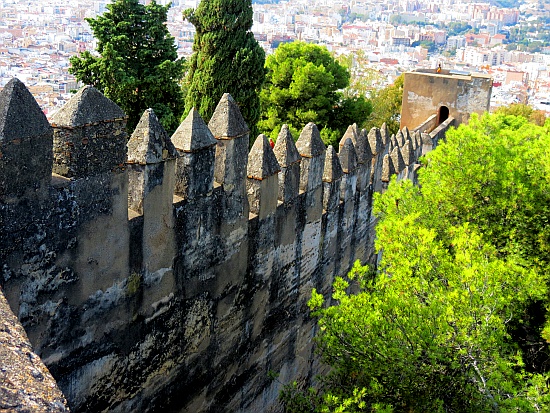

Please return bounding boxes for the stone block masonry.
[0,78,455,413]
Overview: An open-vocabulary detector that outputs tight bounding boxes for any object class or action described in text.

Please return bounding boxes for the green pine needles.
[183,0,266,137]
[69,0,185,133]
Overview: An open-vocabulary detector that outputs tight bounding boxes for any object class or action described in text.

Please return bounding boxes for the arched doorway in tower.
[437,105,449,125]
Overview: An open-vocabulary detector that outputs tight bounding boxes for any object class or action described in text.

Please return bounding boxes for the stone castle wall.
[0,78,454,413]
[400,69,492,130]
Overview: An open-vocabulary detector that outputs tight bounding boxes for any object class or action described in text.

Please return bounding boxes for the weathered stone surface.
[247,134,281,180]
[367,128,383,155]
[400,138,415,166]
[0,79,464,413]
[208,93,248,140]
[0,290,69,413]
[381,153,395,182]
[391,145,406,174]
[400,70,492,130]
[274,125,301,204]
[380,122,389,145]
[50,85,125,127]
[295,122,325,158]
[338,138,358,174]
[128,109,177,165]
[338,124,358,150]
[322,145,343,183]
[0,78,53,200]
[51,87,127,179]
[0,78,52,142]
[172,108,216,152]
[273,125,301,168]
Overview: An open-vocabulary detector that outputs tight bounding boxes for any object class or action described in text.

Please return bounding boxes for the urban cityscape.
[0,0,549,119]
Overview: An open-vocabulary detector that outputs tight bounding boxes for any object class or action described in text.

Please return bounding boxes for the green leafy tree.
[183,0,266,137]
[496,103,547,126]
[69,0,185,132]
[259,41,371,147]
[282,113,550,412]
[363,74,404,135]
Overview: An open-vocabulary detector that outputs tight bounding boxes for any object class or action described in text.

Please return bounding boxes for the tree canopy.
[282,112,550,412]
[183,0,266,137]
[69,0,185,132]
[258,41,371,147]
[496,103,547,126]
[363,74,404,135]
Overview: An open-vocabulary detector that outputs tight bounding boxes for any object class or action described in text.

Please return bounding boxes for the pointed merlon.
[338,124,358,150]
[322,145,343,183]
[400,139,414,166]
[339,138,358,174]
[356,128,373,163]
[208,93,249,140]
[403,126,411,141]
[172,108,216,153]
[295,122,325,158]
[273,124,301,167]
[390,134,398,150]
[127,109,177,165]
[367,127,383,155]
[247,134,281,180]
[395,130,405,147]
[381,154,395,182]
[414,131,422,149]
[380,122,389,145]
[0,78,52,142]
[50,85,125,127]
[391,145,405,173]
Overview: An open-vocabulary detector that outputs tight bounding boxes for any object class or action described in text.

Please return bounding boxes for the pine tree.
[184,0,266,137]
[69,0,185,133]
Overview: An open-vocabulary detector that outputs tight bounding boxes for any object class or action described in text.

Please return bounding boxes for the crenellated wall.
[0,78,454,413]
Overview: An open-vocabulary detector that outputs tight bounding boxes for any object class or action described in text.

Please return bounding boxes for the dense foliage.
[282,113,550,412]
[363,74,404,135]
[496,103,547,126]
[258,41,371,147]
[184,0,265,137]
[69,0,185,132]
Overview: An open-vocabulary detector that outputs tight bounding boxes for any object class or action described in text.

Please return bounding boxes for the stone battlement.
[0,78,454,413]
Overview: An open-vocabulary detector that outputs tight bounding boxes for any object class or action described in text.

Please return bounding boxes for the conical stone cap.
[322,145,343,183]
[172,108,216,152]
[338,124,358,150]
[339,138,358,173]
[381,154,395,182]
[380,122,389,145]
[0,78,52,142]
[296,122,325,158]
[273,124,301,167]
[367,127,383,155]
[391,145,406,173]
[208,93,248,140]
[128,109,177,164]
[247,134,281,180]
[400,139,414,166]
[50,85,125,127]
[395,130,405,147]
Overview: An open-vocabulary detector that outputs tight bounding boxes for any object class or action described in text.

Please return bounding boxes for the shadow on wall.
[0,77,455,413]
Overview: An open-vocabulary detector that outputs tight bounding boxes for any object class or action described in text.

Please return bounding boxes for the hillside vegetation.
[283,112,550,412]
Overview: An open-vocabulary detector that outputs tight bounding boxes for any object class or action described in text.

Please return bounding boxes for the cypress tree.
[184,0,266,137]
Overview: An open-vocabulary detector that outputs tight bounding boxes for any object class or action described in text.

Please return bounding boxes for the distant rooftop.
[411,68,492,80]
